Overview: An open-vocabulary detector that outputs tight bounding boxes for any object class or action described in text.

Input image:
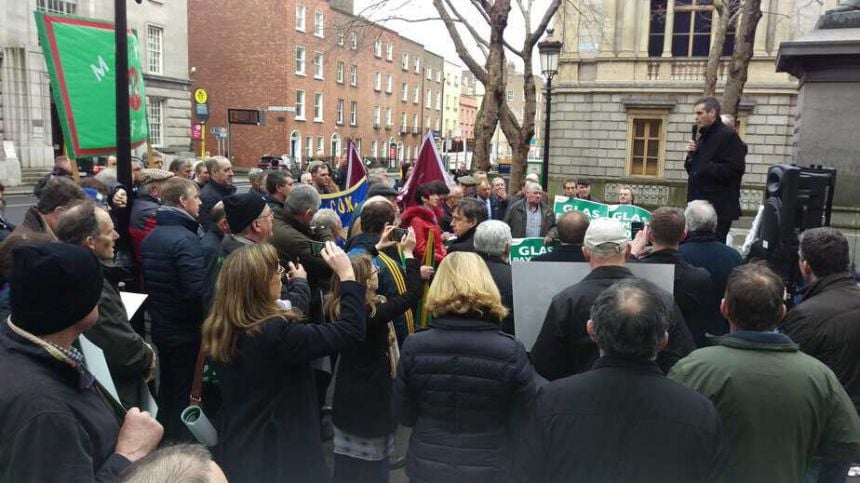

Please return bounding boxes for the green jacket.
[669,331,860,483]
[272,208,333,290]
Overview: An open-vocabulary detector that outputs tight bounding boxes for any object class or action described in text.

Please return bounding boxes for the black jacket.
[140,208,206,343]
[685,118,747,221]
[394,315,536,483]
[213,282,366,483]
[679,230,743,302]
[531,265,694,381]
[481,254,515,335]
[446,225,477,254]
[531,244,586,263]
[517,356,731,483]
[0,321,130,482]
[198,180,236,232]
[637,248,719,347]
[475,194,507,221]
[333,258,423,437]
[780,273,860,413]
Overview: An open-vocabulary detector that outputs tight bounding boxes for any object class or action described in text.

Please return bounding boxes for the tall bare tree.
[722,0,763,117]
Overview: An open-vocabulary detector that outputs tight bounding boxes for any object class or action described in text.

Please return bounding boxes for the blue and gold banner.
[320,177,369,228]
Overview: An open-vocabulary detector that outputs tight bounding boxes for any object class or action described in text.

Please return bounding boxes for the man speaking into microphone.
[684,97,747,244]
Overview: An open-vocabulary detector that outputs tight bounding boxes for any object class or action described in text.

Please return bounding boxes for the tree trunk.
[722,0,762,117]
[703,0,730,97]
[472,95,498,171]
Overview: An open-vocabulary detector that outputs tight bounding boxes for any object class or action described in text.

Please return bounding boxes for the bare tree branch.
[442,0,492,57]
[432,0,489,83]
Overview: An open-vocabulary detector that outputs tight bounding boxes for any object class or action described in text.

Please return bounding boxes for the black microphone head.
[691,124,699,139]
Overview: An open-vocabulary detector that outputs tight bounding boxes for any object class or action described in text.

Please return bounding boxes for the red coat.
[401,205,446,264]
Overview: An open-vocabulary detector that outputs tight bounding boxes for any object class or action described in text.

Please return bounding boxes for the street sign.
[268,105,296,113]
[215,127,227,138]
[191,123,203,140]
[228,108,262,125]
[194,88,208,104]
[195,103,209,123]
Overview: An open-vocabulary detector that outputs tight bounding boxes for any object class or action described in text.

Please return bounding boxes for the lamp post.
[538,29,562,187]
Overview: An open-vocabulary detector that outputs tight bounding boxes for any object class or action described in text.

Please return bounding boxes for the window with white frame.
[296,5,306,32]
[146,25,163,75]
[295,90,306,120]
[413,86,419,104]
[435,91,441,110]
[314,11,324,37]
[374,38,382,58]
[385,75,392,94]
[350,32,357,49]
[371,140,378,158]
[336,62,344,83]
[436,70,442,83]
[146,96,164,147]
[412,113,418,131]
[313,93,323,122]
[313,52,324,79]
[336,29,344,46]
[414,58,420,74]
[306,136,313,158]
[400,112,407,130]
[36,0,77,14]
[401,82,408,101]
[336,99,344,125]
[350,65,358,86]
[435,117,440,130]
[425,116,431,130]
[401,53,409,71]
[374,72,381,91]
[373,106,381,126]
[295,46,306,75]
[350,101,358,126]
[317,136,324,154]
[386,44,393,61]
[425,89,432,108]
[505,90,513,101]
[386,108,392,127]
[426,67,432,80]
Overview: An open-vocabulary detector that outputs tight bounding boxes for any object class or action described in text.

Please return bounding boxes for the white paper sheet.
[119,292,148,320]
[79,335,120,404]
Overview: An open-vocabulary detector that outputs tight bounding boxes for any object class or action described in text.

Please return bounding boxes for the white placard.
[79,334,120,404]
[119,292,148,320]
[512,262,676,351]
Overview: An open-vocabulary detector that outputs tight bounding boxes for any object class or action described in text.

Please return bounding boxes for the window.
[385,75,393,94]
[296,5,306,32]
[426,67,432,80]
[146,97,164,147]
[313,52,324,79]
[146,25,163,74]
[402,53,409,70]
[400,112,407,131]
[306,136,313,159]
[425,89,432,108]
[435,91,441,110]
[314,11,324,37]
[336,29,345,46]
[412,113,419,132]
[350,101,358,126]
[426,116,431,131]
[350,32,357,50]
[401,82,408,101]
[436,70,442,83]
[435,117,441,130]
[671,0,713,57]
[386,108,392,127]
[295,90,306,120]
[413,86,419,104]
[386,44,393,61]
[414,58,420,74]
[36,0,77,14]
[627,115,666,177]
[336,99,344,125]
[336,61,344,83]
[373,106,381,127]
[371,140,378,159]
[317,136,324,154]
[350,65,358,86]
[313,93,323,122]
[374,38,382,58]
[505,90,513,101]
[374,72,382,91]
[295,46,306,75]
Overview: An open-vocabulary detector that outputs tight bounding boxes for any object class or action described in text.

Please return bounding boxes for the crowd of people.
[0,96,858,483]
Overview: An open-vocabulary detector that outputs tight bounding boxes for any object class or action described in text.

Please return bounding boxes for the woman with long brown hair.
[201,241,365,483]
[325,226,424,483]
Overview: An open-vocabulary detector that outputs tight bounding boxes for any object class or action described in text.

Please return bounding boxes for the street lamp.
[538,28,562,188]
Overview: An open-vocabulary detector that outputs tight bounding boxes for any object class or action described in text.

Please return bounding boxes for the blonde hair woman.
[393,252,536,483]
[202,242,365,483]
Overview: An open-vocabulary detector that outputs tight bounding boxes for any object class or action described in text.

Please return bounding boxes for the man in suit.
[475,180,505,221]
[532,211,589,263]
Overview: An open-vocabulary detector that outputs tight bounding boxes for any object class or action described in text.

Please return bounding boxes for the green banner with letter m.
[35,11,148,158]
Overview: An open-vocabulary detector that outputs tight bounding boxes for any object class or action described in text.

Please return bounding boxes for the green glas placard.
[35,12,148,157]
[510,237,558,262]
[553,196,652,239]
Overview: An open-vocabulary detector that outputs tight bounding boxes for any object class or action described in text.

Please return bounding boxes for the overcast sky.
[353,0,555,73]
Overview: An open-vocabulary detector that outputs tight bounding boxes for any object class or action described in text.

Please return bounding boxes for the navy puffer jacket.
[140,207,206,343]
[393,315,536,483]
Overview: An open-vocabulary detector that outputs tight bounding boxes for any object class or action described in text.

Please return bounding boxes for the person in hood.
[400,183,446,264]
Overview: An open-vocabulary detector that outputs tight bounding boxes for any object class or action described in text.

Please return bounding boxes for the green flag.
[553,196,652,239]
[35,12,148,158]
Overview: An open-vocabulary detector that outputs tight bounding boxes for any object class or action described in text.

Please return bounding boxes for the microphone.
[688,124,699,154]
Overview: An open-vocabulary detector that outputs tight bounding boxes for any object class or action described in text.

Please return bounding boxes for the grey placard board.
[512,262,675,351]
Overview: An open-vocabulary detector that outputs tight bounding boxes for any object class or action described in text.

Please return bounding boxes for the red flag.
[397,132,453,209]
[345,139,367,188]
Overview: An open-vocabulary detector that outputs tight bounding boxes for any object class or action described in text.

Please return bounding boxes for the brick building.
[459,95,478,142]
[188,0,446,169]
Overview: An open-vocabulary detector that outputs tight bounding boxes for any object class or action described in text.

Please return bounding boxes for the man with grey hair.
[118,444,227,483]
[474,220,515,335]
[247,168,267,195]
[504,181,557,243]
[367,167,390,186]
[679,200,742,313]
[519,278,730,483]
[531,217,694,381]
[311,208,345,245]
[198,156,236,232]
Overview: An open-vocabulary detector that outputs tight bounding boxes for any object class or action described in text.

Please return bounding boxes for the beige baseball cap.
[584,217,628,249]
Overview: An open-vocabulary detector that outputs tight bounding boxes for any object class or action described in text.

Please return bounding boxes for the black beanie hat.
[10,243,103,336]
[223,193,267,233]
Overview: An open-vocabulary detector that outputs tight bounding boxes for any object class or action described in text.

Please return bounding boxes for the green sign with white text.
[35,12,148,157]
[553,196,652,239]
[510,237,559,262]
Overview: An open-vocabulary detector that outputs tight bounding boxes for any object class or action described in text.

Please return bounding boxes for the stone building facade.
[549,0,838,211]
